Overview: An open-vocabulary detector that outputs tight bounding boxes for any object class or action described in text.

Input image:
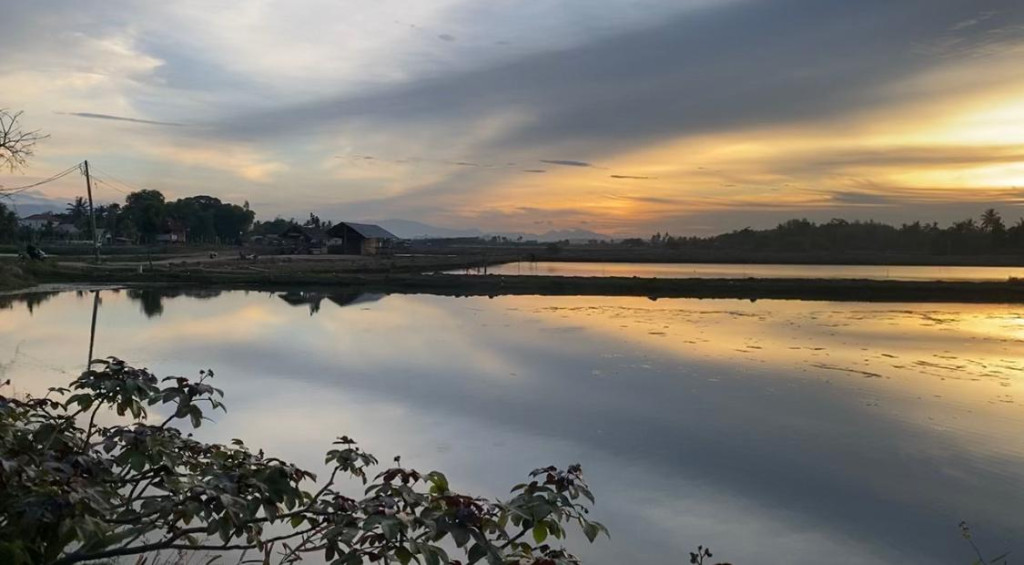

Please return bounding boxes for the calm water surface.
[2,288,1024,564]
[455,261,1024,281]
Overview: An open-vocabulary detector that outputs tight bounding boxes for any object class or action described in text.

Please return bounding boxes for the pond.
[451,261,1024,281]
[2,288,1023,564]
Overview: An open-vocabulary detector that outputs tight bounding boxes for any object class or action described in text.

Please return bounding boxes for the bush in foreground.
[0,359,608,565]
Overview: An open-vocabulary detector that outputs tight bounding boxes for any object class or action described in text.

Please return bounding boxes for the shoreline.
[13,269,1024,304]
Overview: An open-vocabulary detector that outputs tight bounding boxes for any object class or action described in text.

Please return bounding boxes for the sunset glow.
[2,0,1022,235]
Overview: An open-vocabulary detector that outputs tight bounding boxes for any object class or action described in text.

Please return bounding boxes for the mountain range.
[373,219,610,242]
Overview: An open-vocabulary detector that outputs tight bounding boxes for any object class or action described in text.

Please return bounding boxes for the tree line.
[0,193,343,246]
[626,208,1024,256]
[0,189,256,244]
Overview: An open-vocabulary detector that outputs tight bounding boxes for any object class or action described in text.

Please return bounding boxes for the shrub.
[0,358,607,565]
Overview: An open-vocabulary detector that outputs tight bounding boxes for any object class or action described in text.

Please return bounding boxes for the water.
[2,288,1024,565]
[454,261,1024,281]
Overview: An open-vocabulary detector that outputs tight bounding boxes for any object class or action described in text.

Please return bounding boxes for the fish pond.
[2,288,1023,564]
[452,261,1024,281]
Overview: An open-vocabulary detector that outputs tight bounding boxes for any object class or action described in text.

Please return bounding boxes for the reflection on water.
[278,291,385,316]
[1,289,1023,565]
[455,261,1024,281]
[0,289,60,313]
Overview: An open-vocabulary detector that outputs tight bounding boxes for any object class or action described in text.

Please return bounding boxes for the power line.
[0,163,82,195]
[87,165,144,194]
[90,176,130,195]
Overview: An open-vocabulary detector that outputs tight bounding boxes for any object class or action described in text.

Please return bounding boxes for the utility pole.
[87,290,99,369]
[83,160,100,263]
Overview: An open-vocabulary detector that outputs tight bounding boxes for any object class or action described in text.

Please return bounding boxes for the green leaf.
[426,471,449,494]
[380,517,401,541]
[582,522,599,543]
[532,523,548,544]
[128,452,147,473]
[451,526,470,548]
[189,405,203,428]
[421,545,441,565]
[467,543,487,564]
[395,547,414,565]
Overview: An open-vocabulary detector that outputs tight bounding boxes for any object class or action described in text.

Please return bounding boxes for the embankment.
[19,261,1024,303]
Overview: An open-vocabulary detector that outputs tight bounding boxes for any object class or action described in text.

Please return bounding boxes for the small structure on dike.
[325,222,399,255]
[279,225,328,254]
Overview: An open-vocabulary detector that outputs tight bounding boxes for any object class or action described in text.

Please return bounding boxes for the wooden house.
[325,222,399,255]
[279,225,328,254]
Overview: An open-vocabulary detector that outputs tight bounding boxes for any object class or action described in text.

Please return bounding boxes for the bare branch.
[0,108,49,172]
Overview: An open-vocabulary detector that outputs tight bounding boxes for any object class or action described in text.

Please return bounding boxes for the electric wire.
[0,163,82,196]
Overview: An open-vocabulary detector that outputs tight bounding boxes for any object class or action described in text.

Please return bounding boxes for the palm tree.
[980,208,1005,233]
[952,218,978,233]
[66,196,89,227]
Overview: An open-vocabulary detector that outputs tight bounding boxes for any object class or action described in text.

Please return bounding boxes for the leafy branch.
[0,358,608,565]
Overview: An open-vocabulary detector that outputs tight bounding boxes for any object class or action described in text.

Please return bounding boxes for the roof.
[280,224,329,242]
[329,222,398,240]
[21,212,59,221]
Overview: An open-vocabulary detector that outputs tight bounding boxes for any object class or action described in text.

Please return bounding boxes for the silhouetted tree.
[124,189,167,243]
[642,209,1024,257]
[0,202,19,242]
[0,109,47,171]
[65,196,89,229]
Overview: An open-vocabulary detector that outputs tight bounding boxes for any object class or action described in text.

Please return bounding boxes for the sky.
[1,0,1023,236]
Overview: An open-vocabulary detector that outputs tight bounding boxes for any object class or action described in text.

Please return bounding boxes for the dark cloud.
[522,169,547,173]
[829,191,898,206]
[195,0,1024,234]
[609,174,655,179]
[609,194,681,205]
[211,0,1024,162]
[539,159,593,168]
[58,112,183,126]
[437,34,457,42]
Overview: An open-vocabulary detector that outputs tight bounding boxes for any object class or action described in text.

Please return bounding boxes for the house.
[156,220,187,243]
[325,222,399,255]
[55,223,81,238]
[19,212,60,230]
[279,225,327,254]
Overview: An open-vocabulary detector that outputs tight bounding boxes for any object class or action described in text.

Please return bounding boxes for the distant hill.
[374,219,484,239]
[3,190,64,217]
[537,228,610,242]
[372,219,610,242]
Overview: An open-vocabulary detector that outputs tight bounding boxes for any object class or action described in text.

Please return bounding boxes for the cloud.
[4,0,1024,235]
[437,34,457,42]
[58,112,184,127]
[608,194,681,205]
[949,10,997,31]
[828,191,898,206]
[208,0,1023,153]
[539,159,593,168]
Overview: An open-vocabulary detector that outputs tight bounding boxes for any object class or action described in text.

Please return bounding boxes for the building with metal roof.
[326,222,399,255]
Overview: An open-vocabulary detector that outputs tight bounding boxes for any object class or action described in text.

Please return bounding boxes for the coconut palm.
[980,208,1005,233]
[65,196,89,227]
